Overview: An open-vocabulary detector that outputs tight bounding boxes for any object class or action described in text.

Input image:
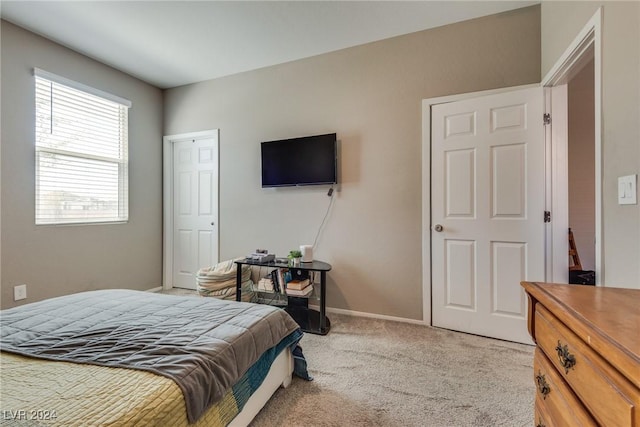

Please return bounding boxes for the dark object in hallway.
[569,269,596,285]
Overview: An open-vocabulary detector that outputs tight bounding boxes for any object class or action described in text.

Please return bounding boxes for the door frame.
[541,8,602,285]
[421,84,540,325]
[162,129,220,290]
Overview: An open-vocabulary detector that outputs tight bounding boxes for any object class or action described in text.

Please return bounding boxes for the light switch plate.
[618,174,637,205]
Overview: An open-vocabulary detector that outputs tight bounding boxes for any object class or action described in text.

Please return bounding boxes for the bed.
[0,289,308,426]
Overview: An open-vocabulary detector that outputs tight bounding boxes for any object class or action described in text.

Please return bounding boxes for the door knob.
[433,224,443,232]
[211,222,215,226]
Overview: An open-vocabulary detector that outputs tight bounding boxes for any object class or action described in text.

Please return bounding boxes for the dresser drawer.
[533,348,596,426]
[535,305,640,426]
[534,402,550,427]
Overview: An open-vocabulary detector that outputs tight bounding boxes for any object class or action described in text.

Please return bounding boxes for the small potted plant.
[288,250,302,266]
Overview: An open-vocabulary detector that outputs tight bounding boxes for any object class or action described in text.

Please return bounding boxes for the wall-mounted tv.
[261,133,337,187]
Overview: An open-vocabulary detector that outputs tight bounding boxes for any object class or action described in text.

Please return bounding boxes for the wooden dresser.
[521,282,640,426]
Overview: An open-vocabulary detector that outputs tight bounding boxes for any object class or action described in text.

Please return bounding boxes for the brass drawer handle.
[555,340,576,374]
[535,371,551,399]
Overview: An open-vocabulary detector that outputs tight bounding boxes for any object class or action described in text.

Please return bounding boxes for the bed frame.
[229,348,293,425]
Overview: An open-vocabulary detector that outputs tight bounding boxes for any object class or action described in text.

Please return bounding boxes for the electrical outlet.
[14,284,27,301]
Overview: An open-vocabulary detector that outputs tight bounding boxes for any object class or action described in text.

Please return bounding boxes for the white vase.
[300,245,313,262]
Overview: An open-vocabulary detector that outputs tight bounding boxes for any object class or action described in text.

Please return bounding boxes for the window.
[34,69,131,225]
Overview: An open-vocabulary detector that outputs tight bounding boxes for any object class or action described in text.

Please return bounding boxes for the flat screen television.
[261,133,337,187]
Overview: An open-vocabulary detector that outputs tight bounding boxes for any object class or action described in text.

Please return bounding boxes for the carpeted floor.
[251,314,535,427]
[159,289,535,426]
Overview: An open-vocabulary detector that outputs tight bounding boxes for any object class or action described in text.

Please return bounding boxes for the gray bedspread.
[0,290,301,423]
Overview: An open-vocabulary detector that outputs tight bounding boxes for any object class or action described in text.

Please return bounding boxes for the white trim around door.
[163,129,220,290]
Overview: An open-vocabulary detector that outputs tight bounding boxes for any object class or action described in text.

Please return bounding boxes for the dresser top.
[522,282,640,387]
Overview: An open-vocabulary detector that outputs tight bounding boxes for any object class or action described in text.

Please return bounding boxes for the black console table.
[235,259,331,335]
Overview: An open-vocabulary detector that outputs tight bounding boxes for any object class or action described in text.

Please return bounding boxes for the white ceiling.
[1,1,539,89]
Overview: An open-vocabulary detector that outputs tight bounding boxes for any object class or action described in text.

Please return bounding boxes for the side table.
[235,259,331,335]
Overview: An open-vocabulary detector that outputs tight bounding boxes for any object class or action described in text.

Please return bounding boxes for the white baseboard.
[149,286,426,326]
[309,304,427,326]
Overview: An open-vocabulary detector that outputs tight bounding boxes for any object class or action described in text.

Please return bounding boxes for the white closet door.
[172,136,219,289]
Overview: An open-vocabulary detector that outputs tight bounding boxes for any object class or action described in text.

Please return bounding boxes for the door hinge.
[543,113,551,125]
[544,211,551,223]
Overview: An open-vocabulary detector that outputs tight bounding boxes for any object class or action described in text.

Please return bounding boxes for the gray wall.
[164,6,541,320]
[542,2,640,288]
[1,21,164,308]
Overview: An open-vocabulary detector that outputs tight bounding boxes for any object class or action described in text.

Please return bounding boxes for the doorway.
[567,58,596,282]
[163,130,220,290]
[543,8,602,285]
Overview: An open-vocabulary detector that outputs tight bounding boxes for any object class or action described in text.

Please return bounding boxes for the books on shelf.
[257,267,312,296]
[286,277,313,297]
[269,269,280,293]
[286,285,313,297]
[267,268,288,294]
[257,276,274,292]
[286,278,310,290]
[277,269,287,295]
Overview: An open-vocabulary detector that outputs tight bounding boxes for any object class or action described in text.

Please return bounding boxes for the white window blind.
[35,70,130,225]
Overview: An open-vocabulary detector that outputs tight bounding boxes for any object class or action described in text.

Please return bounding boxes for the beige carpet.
[251,314,534,427]
[159,289,535,426]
